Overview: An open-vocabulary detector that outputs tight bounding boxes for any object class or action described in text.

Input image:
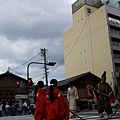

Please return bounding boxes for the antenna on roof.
[8,67,10,72]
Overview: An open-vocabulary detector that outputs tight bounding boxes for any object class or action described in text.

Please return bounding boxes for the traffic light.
[29,86,32,93]
[28,78,33,93]
[47,62,56,66]
[16,81,20,88]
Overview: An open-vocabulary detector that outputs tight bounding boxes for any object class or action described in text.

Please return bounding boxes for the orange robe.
[46,88,69,120]
[34,88,46,120]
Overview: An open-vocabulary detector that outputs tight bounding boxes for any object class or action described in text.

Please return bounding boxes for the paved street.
[0,115,34,120]
[70,108,120,120]
[0,109,120,120]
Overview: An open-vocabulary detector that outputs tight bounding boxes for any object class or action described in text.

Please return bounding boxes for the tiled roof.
[57,71,101,87]
[0,70,27,81]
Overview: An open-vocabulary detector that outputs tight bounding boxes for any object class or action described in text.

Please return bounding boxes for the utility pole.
[41,48,48,91]
[27,48,56,94]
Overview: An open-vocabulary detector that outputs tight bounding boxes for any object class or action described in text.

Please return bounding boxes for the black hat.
[101,71,106,78]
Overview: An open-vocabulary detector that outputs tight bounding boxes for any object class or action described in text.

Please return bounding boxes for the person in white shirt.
[22,101,28,115]
[0,100,3,117]
[5,102,10,116]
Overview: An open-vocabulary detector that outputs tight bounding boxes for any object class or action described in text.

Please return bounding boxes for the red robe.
[46,88,69,120]
[34,88,46,120]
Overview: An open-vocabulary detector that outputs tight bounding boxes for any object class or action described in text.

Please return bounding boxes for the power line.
[10,15,107,78]
[63,23,107,49]
[48,17,89,76]
[48,24,105,56]
[11,52,41,71]
[9,68,27,76]
[47,47,63,59]
[11,15,107,79]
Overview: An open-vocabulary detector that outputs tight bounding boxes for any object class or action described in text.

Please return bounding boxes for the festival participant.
[97,71,113,118]
[0,100,3,117]
[67,81,78,118]
[46,79,69,120]
[34,81,46,120]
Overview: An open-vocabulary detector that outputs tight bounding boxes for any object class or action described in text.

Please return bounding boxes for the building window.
[10,92,14,97]
[85,60,87,64]
[112,41,120,47]
[87,8,91,15]
[114,54,120,59]
[112,37,120,47]
[108,17,120,24]
[78,30,81,33]
[115,63,120,72]
[111,29,120,35]
[6,92,9,96]
[80,39,83,43]
[110,25,120,35]
[80,38,85,43]
[113,50,120,59]
[0,92,2,97]
[84,49,86,52]
[108,13,120,24]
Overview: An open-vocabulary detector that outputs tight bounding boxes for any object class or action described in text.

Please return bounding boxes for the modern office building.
[63,0,120,88]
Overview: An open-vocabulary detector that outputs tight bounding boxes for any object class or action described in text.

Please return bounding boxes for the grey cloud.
[0,0,72,40]
[0,0,74,82]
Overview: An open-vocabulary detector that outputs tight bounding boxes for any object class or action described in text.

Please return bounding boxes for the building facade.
[57,72,101,99]
[63,0,120,88]
[0,71,28,107]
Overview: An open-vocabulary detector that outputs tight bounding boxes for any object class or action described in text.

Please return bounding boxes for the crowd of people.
[0,78,78,119]
[0,100,35,117]
[1,71,120,119]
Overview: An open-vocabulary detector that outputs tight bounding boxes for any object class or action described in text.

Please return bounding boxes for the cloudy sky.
[0,0,76,84]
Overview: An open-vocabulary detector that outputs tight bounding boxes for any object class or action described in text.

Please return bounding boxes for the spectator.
[11,103,16,116]
[29,101,35,115]
[5,102,10,116]
[0,100,3,117]
[22,101,27,115]
[15,101,21,115]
